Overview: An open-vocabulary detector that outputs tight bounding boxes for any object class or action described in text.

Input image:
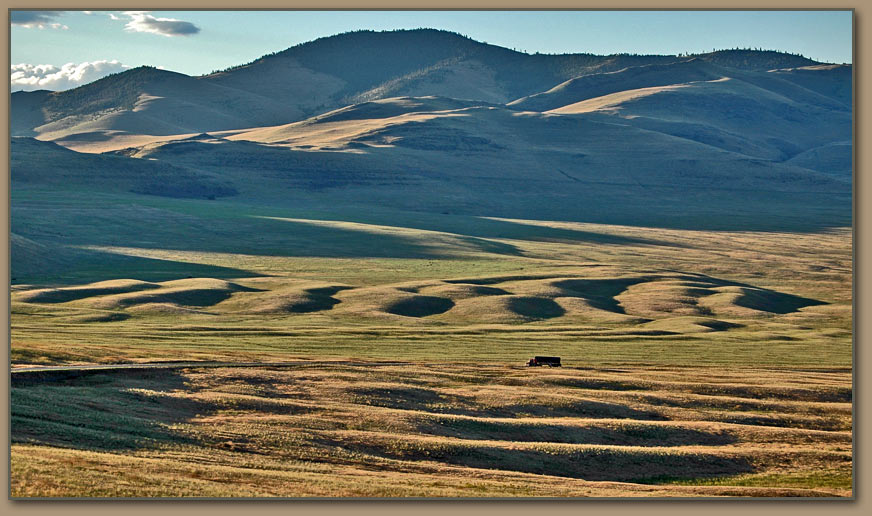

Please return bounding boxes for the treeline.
[207,28,479,76]
[205,29,822,78]
[695,48,818,70]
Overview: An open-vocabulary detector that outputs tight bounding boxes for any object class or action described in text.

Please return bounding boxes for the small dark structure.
[526,356,561,367]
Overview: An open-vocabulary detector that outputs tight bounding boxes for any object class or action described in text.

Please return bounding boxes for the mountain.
[11,29,829,150]
[10,66,306,146]
[9,89,52,137]
[9,29,852,240]
[204,29,671,106]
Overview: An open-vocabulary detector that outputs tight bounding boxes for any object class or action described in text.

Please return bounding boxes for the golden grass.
[13,279,160,304]
[227,108,465,150]
[11,262,845,330]
[47,131,203,154]
[10,362,851,498]
[547,82,693,114]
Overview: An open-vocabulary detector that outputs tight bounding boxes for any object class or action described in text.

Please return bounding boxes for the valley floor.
[9,198,853,497]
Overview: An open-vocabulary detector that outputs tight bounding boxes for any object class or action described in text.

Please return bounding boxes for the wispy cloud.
[123,11,200,37]
[11,60,130,92]
[11,11,69,30]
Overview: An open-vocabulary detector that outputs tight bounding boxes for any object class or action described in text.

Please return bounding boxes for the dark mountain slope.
[11,137,236,199]
[206,31,820,107]
[508,59,727,112]
[694,49,818,71]
[769,64,853,107]
[786,141,852,176]
[509,59,849,114]
[207,29,594,103]
[509,60,852,164]
[10,90,52,136]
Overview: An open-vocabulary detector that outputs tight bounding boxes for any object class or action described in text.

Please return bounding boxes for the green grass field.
[10,189,852,497]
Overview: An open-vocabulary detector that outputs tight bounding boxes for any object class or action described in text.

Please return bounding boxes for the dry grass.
[10,363,851,498]
[547,82,693,114]
[12,279,161,304]
[9,212,851,498]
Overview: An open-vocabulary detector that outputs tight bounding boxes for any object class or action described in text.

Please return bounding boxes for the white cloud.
[11,10,67,29]
[123,11,200,37]
[11,60,131,92]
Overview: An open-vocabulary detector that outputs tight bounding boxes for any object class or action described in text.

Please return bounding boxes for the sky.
[10,10,854,92]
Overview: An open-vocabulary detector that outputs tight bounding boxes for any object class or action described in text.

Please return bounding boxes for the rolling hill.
[75,91,845,229]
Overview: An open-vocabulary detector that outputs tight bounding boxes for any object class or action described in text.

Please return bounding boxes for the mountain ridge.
[12,28,834,142]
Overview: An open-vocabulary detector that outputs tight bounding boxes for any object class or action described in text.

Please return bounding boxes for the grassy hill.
[550,79,849,164]
[79,95,845,231]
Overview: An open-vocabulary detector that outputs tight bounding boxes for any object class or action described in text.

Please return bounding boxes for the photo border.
[1,1,866,513]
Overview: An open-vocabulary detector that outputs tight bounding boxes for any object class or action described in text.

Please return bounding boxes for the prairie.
[9,194,852,498]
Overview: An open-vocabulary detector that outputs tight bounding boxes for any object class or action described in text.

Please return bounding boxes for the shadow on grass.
[506,296,566,319]
[12,245,261,286]
[673,273,827,314]
[12,193,681,275]
[385,296,456,317]
[316,210,679,248]
[11,370,211,452]
[347,385,666,420]
[283,286,352,313]
[327,436,754,482]
[416,417,738,447]
[553,277,654,314]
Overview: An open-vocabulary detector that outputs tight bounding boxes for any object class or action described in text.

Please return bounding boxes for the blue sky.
[11,10,853,91]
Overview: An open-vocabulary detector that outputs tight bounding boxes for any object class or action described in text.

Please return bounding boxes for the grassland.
[11,191,851,367]
[10,363,851,497]
[9,190,852,497]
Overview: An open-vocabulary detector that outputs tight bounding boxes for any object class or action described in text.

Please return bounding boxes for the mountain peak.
[34,65,191,122]
[211,28,505,79]
[278,28,486,55]
[97,65,185,83]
